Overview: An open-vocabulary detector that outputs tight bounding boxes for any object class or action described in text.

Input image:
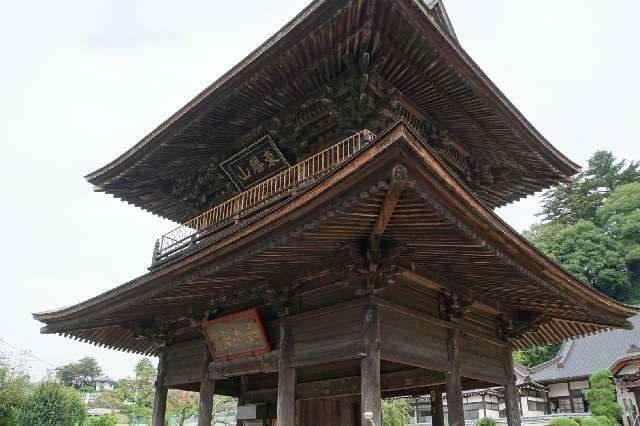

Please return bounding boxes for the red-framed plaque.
[202,309,270,362]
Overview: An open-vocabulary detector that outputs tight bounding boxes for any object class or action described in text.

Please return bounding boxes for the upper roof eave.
[84,0,580,193]
[38,122,633,332]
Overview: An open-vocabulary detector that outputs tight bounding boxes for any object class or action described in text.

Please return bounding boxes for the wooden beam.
[210,350,279,379]
[244,367,445,402]
[277,324,296,426]
[446,330,464,426]
[374,297,507,348]
[396,265,512,318]
[151,349,168,426]
[503,343,521,426]
[198,349,215,426]
[361,305,382,426]
[431,386,445,426]
[371,164,407,238]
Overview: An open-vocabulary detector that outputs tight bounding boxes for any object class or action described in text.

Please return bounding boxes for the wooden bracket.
[366,165,408,292]
[438,292,472,322]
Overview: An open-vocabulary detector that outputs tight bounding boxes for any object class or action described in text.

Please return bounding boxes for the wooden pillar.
[503,344,521,426]
[151,350,168,426]
[277,324,296,426]
[431,386,445,426]
[446,329,464,426]
[198,349,216,426]
[361,305,382,426]
[236,376,248,426]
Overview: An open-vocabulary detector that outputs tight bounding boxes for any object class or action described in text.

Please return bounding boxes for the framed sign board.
[220,136,289,190]
[202,309,270,361]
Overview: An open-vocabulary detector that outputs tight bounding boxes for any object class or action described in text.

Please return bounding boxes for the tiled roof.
[530,315,640,382]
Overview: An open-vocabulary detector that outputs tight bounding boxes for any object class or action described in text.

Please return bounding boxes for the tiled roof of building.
[530,315,640,383]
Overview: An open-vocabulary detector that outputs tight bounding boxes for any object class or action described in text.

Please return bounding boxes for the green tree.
[599,181,640,294]
[212,395,236,425]
[525,220,632,301]
[516,151,639,366]
[513,344,560,368]
[113,358,156,424]
[539,151,640,225]
[14,381,86,426]
[585,369,622,421]
[56,357,103,390]
[167,390,198,425]
[381,398,410,426]
[0,355,29,425]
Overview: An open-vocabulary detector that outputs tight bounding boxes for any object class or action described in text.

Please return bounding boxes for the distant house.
[406,316,640,426]
[406,368,548,425]
[93,376,116,392]
[81,376,118,416]
[530,315,640,425]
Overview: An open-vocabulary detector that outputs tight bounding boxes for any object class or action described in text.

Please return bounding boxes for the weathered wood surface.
[503,344,522,426]
[281,301,365,368]
[446,330,464,426]
[197,349,215,426]
[165,339,208,387]
[297,399,360,426]
[361,305,381,426]
[277,325,296,426]
[151,350,168,426]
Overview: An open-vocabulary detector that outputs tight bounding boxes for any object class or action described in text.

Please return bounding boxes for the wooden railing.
[153,130,376,263]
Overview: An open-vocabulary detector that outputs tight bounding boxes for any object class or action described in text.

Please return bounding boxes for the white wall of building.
[549,383,570,398]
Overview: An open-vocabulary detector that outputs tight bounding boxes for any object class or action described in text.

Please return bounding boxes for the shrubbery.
[580,416,615,426]
[549,417,579,426]
[84,414,118,426]
[13,381,86,426]
[475,417,498,426]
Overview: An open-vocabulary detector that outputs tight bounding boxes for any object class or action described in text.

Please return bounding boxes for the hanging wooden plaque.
[202,309,270,361]
[220,136,289,190]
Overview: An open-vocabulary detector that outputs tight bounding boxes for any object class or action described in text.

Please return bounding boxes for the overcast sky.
[1,0,639,381]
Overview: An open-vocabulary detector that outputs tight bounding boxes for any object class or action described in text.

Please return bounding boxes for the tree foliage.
[381,398,410,426]
[517,151,640,366]
[112,358,156,423]
[513,344,560,368]
[14,381,86,426]
[56,357,103,390]
[0,355,29,425]
[585,369,622,421]
[548,417,579,426]
[167,390,198,426]
[539,151,640,225]
[525,220,632,301]
[581,416,614,426]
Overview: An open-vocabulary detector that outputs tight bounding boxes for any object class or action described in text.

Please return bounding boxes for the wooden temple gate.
[34,1,638,425]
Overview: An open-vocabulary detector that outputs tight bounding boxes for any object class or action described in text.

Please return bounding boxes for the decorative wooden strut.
[153,130,376,263]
